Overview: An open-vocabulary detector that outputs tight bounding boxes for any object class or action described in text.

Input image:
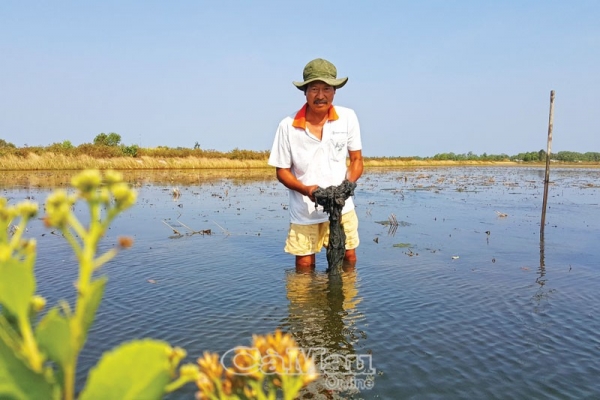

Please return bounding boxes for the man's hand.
[304,185,320,202]
[276,167,320,201]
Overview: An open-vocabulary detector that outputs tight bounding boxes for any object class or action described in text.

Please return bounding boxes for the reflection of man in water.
[281,268,370,397]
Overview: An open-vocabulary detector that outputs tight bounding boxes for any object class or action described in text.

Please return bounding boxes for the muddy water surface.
[2,167,599,399]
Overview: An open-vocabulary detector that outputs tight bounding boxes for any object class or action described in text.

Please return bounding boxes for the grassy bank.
[2,137,598,170]
[0,153,269,171]
[1,152,599,171]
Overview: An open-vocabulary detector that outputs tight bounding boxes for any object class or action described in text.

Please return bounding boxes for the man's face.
[305,81,335,113]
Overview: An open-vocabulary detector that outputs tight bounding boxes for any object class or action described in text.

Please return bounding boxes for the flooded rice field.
[2,166,599,399]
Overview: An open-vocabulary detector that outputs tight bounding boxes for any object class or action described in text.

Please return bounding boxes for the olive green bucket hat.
[293,58,348,91]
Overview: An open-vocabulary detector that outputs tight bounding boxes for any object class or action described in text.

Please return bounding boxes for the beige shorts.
[284,209,359,256]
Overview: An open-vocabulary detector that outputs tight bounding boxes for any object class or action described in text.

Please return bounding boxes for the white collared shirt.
[268,104,362,224]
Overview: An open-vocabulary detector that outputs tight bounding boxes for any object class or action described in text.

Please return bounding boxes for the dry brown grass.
[0,153,269,171]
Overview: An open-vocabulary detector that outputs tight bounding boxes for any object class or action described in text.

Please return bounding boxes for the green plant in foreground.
[0,170,316,399]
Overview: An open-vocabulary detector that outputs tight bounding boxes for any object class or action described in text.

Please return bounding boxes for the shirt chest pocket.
[329,131,348,162]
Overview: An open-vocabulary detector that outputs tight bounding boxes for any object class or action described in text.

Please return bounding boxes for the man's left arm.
[346,149,364,183]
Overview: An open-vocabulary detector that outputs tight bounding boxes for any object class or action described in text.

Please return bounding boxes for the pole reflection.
[279,265,371,398]
[537,237,547,288]
[533,237,555,314]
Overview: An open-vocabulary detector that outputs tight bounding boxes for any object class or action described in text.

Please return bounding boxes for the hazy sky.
[1,1,598,157]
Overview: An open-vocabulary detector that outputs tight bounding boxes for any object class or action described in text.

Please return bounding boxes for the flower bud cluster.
[195,330,317,399]
[44,190,76,228]
[44,170,137,229]
[110,183,136,210]
[168,346,187,368]
[71,170,102,198]
[16,201,39,219]
[0,198,15,222]
[1,198,39,225]
[31,295,47,313]
[0,197,39,261]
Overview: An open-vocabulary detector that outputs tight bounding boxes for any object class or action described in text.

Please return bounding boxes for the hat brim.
[293,77,348,91]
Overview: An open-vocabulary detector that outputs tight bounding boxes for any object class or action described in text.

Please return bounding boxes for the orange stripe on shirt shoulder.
[328,106,339,121]
[292,104,308,129]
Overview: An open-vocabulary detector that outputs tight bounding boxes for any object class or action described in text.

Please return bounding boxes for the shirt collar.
[292,103,339,129]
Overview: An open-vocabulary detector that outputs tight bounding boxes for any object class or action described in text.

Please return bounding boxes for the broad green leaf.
[0,307,20,337]
[0,258,35,320]
[79,339,174,400]
[0,335,56,400]
[35,307,72,368]
[77,276,107,350]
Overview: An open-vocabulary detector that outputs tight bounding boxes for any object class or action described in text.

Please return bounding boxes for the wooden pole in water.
[540,90,555,238]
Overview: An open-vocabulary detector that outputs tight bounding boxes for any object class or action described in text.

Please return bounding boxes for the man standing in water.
[268,58,364,272]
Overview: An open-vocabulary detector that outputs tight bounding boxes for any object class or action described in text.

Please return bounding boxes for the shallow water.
[2,167,600,399]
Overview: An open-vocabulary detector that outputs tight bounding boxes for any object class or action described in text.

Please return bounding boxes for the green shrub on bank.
[45,141,75,155]
[228,148,270,161]
[0,139,16,148]
[93,133,121,147]
[121,144,139,157]
[73,143,124,158]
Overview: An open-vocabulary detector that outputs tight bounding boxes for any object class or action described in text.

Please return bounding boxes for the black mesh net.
[313,179,357,275]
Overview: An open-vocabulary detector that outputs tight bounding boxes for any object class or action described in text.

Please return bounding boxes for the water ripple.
[5,168,600,398]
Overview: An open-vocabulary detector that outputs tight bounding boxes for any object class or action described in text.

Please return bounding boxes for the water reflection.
[0,169,276,189]
[280,267,371,398]
[538,239,547,288]
[532,238,555,313]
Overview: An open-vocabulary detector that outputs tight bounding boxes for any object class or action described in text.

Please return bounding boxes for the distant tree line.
[431,151,510,162]
[549,151,600,162]
[0,135,598,163]
[430,150,600,163]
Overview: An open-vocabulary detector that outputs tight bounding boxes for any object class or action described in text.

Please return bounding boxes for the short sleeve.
[268,120,292,168]
[347,109,362,151]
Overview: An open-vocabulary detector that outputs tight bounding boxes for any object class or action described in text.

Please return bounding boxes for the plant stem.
[18,318,43,372]
[164,375,195,394]
[93,249,117,271]
[63,363,75,400]
[65,202,100,400]
[67,214,87,242]
[7,216,28,251]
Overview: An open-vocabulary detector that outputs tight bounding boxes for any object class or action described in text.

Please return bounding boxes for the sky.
[1,0,599,157]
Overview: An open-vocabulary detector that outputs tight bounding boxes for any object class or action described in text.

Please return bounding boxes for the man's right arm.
[276,167,319,202]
